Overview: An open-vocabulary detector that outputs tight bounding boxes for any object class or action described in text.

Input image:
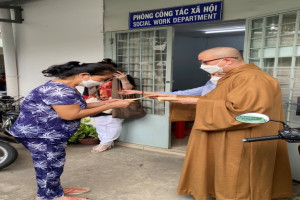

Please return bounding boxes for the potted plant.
[68,118,100,145]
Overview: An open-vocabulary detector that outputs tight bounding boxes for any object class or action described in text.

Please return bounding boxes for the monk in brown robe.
[165,47,292,200]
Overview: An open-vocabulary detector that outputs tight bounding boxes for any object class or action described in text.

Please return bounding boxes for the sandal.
[91,142,114,153]
[63,197,89,200]
[92,141,114,150]
[63,187,90,195]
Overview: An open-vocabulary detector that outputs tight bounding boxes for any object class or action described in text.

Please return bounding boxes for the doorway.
[170,19,246,151]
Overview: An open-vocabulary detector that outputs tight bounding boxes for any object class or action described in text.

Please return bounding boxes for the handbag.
[111,78,146,119]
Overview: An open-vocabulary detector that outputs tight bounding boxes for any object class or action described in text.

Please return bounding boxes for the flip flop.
[63,187,90,195]
[64,197,89,200]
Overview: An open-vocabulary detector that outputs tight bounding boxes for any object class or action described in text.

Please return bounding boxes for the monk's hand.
[166,97,199,104]
[147,93,174,99]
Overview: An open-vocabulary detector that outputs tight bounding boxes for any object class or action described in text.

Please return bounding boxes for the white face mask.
[209,76,222,84]
[79,76,103,88]
[200,59,224,74]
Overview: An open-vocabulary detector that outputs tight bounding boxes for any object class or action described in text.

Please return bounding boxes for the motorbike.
[0,95,23,169]
[235,113,300,143]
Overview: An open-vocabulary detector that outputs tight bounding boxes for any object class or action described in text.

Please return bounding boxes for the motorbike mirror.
[235,113,269,124]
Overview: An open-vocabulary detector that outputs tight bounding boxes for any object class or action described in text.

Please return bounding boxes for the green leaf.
[68,123,98,143]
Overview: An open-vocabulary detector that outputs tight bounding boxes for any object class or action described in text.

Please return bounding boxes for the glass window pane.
[262,58,275,75]
[156,30,167,38]
[263,58,275,67]
[155,85,165,91]
[250,49,260,58]
[249,59,260,66]
[298,33,300,44]
[265,37,277,47]
[142,31,154,38]
[263,68,274,75]
[280,35,294,46]
[280,23,296,35]
[294,77,300,98]
[282,12,297,24]
[263,48,276,57]
[280,87,290,103]
[278,46,293,57]
[278,57,292,67]
[265,26,278,37]
[142,85,153,91]
[296,57,300,67]
[251,28,262,38]
[266,16,279,27]
[294,68,300,77]
[251,38,262,48]
[117,33,128,41]
[277,68,291,81]
[252,18,263,29]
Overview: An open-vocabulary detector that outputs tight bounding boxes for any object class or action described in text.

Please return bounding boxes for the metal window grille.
[115,30,168,115]
[245,10,300,127]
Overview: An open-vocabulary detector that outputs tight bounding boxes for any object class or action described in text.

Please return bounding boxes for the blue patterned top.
[10,81,86,139]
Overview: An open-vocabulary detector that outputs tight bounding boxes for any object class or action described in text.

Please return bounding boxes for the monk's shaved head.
[198,47,246,72]
[199,47,243,61]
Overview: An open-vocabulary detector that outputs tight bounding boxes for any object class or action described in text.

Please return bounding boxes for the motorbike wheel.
[0,141,18,169]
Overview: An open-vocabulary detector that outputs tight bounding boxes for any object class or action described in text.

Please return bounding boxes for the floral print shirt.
[10,81,86,139]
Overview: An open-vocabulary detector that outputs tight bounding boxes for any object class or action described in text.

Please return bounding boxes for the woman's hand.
[114,71,128,81]
[114,71,133,90]
[106,99,133,108]
[119,90,140,95]
[103,99,121,104]
[52,99,133,120]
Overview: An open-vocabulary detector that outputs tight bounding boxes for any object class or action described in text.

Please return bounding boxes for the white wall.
[104,0,300,32]
[13,0,104,96]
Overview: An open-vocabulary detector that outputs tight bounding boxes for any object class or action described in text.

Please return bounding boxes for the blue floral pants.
[17,138,68,199]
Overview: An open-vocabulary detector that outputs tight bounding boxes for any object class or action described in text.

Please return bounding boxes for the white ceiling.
[174,19,246,38]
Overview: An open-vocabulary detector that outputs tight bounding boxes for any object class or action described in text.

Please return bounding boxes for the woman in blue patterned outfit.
[9,61,132,200]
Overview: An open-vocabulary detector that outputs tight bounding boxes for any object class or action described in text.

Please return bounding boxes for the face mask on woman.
[209,76,222,84]
[200,59,224,74]
[79,75,103,88]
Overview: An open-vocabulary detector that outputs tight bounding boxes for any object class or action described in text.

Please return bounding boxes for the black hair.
[100,58,136,87]
[100,58,118,68]
[42,61,116,78]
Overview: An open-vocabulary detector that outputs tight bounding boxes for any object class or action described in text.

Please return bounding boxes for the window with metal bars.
[246,10,300,127]
[115,30,168,115]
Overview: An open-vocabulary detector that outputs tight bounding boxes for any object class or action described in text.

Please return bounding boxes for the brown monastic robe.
[176,64,292,200]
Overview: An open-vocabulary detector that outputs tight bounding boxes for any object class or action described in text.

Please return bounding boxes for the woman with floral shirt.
[10,61,132,200]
